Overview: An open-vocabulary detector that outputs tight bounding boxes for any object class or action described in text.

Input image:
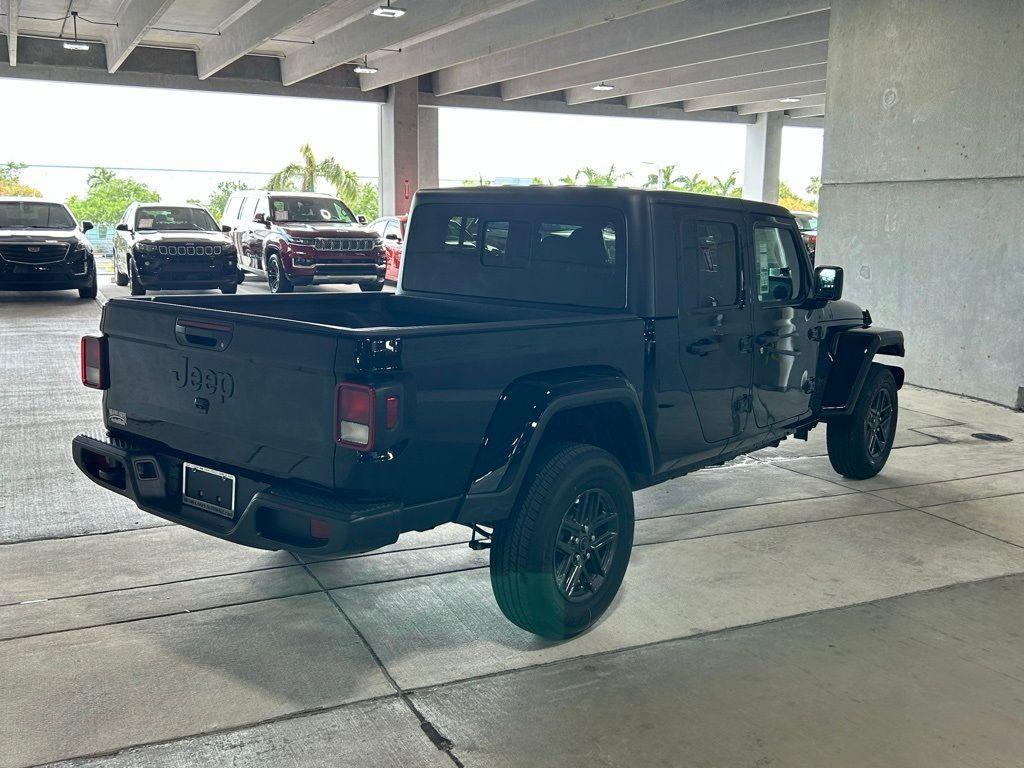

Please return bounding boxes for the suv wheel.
[266,253,293,294]
[128,260,146,296]
[360,280,385,292]
[490,443,635,639]
[78,272,98,300]
[826,363,899,479]
[114,258,129,287]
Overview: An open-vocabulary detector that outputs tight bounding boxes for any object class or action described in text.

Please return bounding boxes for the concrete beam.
[357,0,679,91]
[106,0,176,73]
[196,0,344,80]
[379,79,419,216]
[567,39,827,106]
[6,0,18,66]
[510,10,830,102]
[743,112,783,203]
[435,0,829,96]
[685,81,826,112]
[282,0,530,87]
[737,92,825,114]
[420,89,756,124]
[417,106,439,190]
[787,105,825,118]
[626,63,826,109]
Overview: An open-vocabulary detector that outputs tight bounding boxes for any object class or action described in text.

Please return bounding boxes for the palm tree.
[709,170,742,197]
[268,144,360,202]
[561,165,632,187]
[644,164,684,190]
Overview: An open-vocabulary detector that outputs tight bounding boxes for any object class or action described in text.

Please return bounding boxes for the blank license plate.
[182,462,236,518]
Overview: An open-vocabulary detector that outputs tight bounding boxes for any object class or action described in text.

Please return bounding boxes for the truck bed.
[98,292,644,512]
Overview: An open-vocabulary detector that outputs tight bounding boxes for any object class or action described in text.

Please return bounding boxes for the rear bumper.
[72,432,402,556]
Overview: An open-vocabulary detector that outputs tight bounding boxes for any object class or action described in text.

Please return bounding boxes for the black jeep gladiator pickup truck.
[74,187,904,639]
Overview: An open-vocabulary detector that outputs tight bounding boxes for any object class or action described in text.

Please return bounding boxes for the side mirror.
[81,221,94,233]
[115,223,129,232]
[221,224,231,233]
[356,215,368,225]
[253,212,267,225]
[386,232,401,241]
[812,265,843,303]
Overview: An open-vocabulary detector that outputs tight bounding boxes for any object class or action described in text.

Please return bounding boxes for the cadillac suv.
[0,198,97,299]
[221,191,386,293]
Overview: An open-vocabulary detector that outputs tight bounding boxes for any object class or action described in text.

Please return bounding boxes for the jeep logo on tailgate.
[173,356,235,403]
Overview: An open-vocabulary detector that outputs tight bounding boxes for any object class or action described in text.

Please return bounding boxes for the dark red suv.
[221,191,386,293]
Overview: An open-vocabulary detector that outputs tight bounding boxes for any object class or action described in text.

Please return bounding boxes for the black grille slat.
[314,238,375,252]
[0,243,70,264]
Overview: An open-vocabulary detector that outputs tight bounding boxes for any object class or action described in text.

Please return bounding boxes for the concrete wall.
[820,0,1024,408]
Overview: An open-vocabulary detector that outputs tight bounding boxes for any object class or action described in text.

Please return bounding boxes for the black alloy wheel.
[554,489,620,602]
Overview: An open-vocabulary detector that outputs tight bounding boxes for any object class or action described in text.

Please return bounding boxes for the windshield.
[793,213,818,231]
[0,202,76,229]
[135,206,217,231]
[270,196,355,224]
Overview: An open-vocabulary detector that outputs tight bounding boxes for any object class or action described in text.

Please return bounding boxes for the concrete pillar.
[417,106,439,190]
[378,78,419,216]
[742,112,783,203]
[820,0,1024,408]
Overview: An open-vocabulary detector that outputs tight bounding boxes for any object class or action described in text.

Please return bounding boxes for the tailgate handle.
[175,318,233,351]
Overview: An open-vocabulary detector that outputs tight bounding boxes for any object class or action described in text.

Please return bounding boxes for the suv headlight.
[373,237,385,250]
[137,243,158,254]
[284,234,316,246]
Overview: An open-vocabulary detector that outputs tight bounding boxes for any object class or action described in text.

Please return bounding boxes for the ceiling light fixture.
[372,1,407,18]
[591,82,615,92]
[353,56,379,75]
[62,11,91,51]
[779,97,802,104]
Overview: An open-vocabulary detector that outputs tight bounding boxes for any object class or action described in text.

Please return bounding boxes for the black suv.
[113,204,239,296]
[74,187,904,639]
[0,198,97,298]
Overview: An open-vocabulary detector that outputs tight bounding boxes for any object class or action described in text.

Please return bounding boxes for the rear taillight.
[81,335,109,389]
[335,383,375,449]
[334,382,404,451]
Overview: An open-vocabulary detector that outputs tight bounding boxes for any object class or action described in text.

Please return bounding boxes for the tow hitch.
[468,524,492,550]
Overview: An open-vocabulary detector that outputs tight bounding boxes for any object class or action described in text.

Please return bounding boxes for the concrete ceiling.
[0,0,828,122]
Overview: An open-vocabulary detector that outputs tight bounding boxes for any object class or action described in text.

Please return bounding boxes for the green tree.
[461,174,492,186]
[806,175,821,196]
[778,181,818,212]
[644,164,685,190]
[561,165,631,187]
[350,181,380,221]
[67,168,159,225]
[203,180,249,221]
[268,144,360,202]
[0,162,42,197]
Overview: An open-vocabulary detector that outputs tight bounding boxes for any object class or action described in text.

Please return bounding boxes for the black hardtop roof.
[414,185,792,218]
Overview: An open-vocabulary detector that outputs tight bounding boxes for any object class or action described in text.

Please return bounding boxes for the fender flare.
[820,326,905,417]
[456,370,653,525]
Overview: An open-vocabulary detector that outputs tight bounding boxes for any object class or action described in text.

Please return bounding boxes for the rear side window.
[687,220,742,309]
[405,203,626,308]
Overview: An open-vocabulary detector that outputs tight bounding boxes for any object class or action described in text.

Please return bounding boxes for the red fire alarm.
[404,179,410,199]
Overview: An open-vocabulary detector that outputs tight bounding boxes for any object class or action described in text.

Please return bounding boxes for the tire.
[128,260,146,296]
[220,282,238,294]
[360,280,385,292]
[114,260,129,286]
[490,442,635,639]
[78,273,97,300]
[826,363,899,479]
[266,253,293,294]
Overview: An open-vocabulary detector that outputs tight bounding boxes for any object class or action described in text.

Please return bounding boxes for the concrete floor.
[2,289,1024,767]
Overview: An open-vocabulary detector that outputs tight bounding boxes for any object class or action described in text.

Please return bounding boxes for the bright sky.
[0,78,822,203]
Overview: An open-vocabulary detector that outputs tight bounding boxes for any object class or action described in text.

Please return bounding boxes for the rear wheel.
[826,364,899,479]
[490,443,634,639]
[266,253,293,294]
[128,260,146,296]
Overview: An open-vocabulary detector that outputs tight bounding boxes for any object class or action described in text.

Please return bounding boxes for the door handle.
[686,339,720,356]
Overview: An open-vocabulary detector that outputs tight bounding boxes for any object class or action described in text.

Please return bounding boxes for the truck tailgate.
[101,299,340,487]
